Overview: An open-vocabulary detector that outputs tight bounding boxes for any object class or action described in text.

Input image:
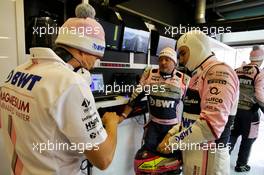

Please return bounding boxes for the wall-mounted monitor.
[98,19,122,50]
[156,36,176,56]
[122,27,150,54]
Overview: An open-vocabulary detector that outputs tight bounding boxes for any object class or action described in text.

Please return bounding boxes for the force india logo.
[82,98,91,113]
[82,98,90,108]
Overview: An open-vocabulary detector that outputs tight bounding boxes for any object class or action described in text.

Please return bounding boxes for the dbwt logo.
[92,43,105,52]
[5,70,42,91]
[149,96,175,108]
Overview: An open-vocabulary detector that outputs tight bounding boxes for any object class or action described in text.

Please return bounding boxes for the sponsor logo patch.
[210,87,221,95]
[207,79,227,85]
[149,96,175,108]
[90,132,97,139]
[85,117,100,131]
[5,70,42,91]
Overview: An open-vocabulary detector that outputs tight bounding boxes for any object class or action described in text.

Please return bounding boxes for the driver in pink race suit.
[158,30,240,175]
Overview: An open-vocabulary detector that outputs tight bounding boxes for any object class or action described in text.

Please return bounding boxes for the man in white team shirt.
[0,4,121,175]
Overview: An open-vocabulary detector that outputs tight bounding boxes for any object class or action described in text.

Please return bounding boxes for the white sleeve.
[49,82,107,146]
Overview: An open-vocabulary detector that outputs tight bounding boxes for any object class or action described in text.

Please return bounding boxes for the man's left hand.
[157,133,172,154]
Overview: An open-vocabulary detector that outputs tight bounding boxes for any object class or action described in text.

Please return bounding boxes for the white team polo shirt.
[0,47,107,175]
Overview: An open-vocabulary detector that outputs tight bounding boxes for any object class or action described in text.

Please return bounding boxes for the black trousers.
[229,109,259,166]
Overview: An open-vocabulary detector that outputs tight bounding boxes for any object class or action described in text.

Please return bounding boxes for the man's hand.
[85,112,120,170]
[123,105,132,116]
[157,133,173,154]
[118,105,133,124]
[102,112,122,126]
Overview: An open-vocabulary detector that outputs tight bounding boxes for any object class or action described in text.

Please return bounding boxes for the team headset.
[54,46,85,73]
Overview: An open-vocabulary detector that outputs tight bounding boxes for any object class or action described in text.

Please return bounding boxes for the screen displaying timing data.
[122,27,150,54]
[156,36,176,56]
[99,20,122,50]
[90,74,104,92]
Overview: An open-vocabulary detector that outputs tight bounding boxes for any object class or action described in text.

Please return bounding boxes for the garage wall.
[0,0,18,84]
[0,0,16,172]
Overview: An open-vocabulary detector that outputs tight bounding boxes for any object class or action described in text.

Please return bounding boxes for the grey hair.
[252,45,260,51]
[75,3,96,19]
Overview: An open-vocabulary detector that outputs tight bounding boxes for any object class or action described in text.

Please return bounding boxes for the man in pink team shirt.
[229,45,264,172]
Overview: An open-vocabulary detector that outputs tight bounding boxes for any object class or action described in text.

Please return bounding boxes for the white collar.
[29,47,66,65]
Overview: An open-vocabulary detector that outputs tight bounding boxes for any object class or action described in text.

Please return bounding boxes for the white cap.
[159,47,177,64]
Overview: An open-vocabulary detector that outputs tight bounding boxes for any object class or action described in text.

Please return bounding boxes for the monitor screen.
[122,27,150,54]
[99,20,122,50]
[156,36,176,56]
[90,74,104,92]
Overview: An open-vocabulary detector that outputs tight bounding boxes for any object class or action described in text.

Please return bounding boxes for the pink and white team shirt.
[235,64,264,111]
[0,48,107,175]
